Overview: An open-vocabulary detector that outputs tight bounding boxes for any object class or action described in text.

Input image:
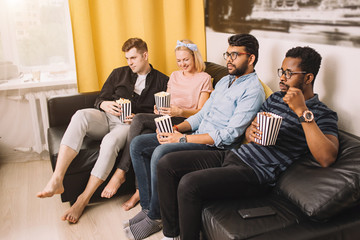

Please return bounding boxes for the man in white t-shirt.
[37,38,168,224]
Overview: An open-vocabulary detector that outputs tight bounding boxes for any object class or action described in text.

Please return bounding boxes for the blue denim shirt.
[186,72,265,149]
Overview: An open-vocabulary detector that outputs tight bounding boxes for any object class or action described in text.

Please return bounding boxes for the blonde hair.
[175,39,205,72]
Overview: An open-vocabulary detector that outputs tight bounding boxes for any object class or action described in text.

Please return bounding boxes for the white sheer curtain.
[0,0,77,159]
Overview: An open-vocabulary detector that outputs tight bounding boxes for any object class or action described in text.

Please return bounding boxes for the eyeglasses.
[223,52,250,61]
[277,68,306,80]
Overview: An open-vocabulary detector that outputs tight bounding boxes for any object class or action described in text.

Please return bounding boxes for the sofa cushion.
[277,130,360,221]
[201,193,306,240]
[205,62,228,87]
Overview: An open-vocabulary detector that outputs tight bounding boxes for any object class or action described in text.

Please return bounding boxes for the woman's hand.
[245,117,262,143]
[159,105,183,117]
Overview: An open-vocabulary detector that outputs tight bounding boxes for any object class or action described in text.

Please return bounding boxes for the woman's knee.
[132,113,149,124]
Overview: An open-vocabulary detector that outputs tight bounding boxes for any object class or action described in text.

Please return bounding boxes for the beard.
[228,62,248,77]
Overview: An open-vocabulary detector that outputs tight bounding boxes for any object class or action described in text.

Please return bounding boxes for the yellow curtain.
[68,0,206,93]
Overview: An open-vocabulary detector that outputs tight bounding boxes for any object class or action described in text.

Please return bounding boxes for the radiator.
[23,88,77,153]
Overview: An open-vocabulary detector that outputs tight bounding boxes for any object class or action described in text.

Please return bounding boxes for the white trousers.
[61,108,130,180]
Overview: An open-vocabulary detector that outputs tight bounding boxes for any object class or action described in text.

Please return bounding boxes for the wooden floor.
[0,154,164,240]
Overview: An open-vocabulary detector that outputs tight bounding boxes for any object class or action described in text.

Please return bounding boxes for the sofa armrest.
[47,92,99,128]
[277,130,360,221]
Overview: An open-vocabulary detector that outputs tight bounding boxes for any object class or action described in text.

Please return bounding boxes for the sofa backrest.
[47,62,273,128]
[47,92,99,128]
[205,61,273,98]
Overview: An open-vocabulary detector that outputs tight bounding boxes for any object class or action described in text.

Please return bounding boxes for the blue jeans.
[130,133,213,220]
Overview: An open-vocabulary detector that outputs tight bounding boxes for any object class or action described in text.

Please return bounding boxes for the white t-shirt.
[134,73,147,95]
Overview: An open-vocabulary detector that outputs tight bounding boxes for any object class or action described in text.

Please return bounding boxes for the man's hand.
[154,105,160,115]
[245,117,262,143]
[282,87,307,116]
[123,113,135,124]
[156,130,183,144]
[100,101,121,117]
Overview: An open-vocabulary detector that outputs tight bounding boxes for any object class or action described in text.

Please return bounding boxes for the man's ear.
[305,73,314,85]
[143,51,148,60]
[248,54,255,66]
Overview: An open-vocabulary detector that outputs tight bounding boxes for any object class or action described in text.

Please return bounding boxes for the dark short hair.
[228,34,259,66]
[122,38,148,53]
[286,46,322,85]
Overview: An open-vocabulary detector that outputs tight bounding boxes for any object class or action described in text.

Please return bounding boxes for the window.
[0,0,76,84]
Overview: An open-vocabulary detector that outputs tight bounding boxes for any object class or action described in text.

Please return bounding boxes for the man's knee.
[101,133,125,151]
[130,135,144,152]
[71,109,96,125]
[178,173,200,200]
[151,144,171,163]
[157,153,173,175]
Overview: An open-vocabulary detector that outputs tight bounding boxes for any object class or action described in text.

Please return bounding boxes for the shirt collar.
[305,93,320,107]
[228,71,257,86]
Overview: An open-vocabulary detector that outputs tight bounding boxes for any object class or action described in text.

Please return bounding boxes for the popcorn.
[116,98,131,123]
[255,112,283,146]
[154,91,171,113]
[154,115,173,137]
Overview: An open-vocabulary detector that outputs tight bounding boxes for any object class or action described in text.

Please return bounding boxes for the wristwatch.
[299,110,314,123]
[179,134,187,143]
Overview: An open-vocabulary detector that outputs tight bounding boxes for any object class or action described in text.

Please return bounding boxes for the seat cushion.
[201,193,306,240]
[277,130,360,221]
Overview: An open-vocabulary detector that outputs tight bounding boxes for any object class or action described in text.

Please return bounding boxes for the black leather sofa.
[46,62,229,204]
[201,130,360,240]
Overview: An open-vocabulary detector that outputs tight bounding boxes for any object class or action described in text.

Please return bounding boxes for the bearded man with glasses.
[124,33,266,240]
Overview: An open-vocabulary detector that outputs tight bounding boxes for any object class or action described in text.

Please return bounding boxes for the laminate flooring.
[0,157,164,240]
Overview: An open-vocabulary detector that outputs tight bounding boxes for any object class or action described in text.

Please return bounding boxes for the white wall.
[206,28,360,136]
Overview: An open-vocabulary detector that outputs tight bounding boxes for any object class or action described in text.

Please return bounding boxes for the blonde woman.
[101,40,213,211]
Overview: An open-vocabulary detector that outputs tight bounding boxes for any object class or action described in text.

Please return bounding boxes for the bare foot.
[122,189,140,211]
[101,169,126,198]
[61,195,88,223]
[36,176,64,198]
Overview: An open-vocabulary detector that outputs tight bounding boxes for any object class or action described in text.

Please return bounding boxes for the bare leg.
[122,189,140,211]
[101,168,126,198]
[37,145,77,198]
[61,175,104,223]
